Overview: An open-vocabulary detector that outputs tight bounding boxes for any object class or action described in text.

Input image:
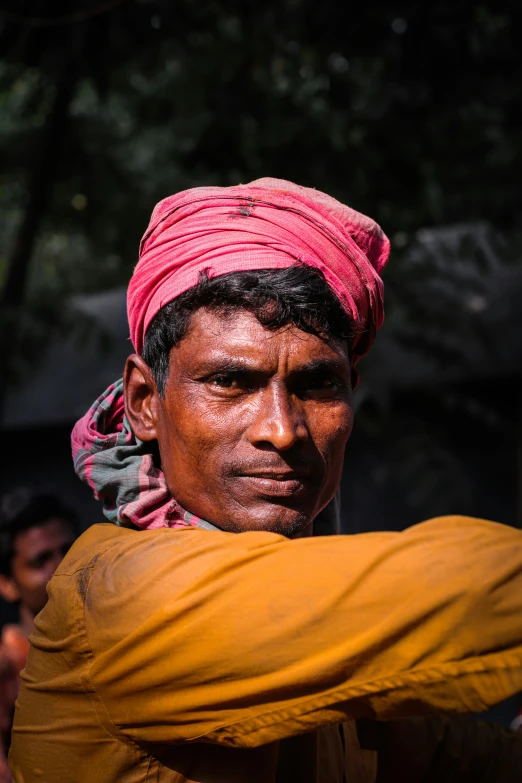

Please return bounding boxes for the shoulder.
[55,524,288,656]
[53,522,136,575]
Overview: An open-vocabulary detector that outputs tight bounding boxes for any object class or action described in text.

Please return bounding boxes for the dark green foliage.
[0,0,520,521]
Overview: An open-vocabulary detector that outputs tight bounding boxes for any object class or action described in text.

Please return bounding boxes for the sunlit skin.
[124,309,354,537]
[0,518,75,637]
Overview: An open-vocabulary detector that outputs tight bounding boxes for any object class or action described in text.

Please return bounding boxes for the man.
[0,489,76,782]
[10,178,522,782]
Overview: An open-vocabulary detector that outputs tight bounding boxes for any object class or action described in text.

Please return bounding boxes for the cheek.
[16,569,47,593]
[158,394,240,482]
[307,402,354,455]
[317,406,353,500]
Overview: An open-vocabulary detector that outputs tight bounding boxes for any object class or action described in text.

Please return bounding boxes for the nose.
[247,383,308,451]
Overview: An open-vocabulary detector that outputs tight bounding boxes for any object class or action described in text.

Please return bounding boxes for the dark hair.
[142,265,356,396]
[0,488,77,577]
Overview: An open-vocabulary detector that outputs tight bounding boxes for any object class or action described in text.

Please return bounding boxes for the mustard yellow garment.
[9,516,522,782]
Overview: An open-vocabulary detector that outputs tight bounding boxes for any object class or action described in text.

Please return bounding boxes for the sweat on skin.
[124,310,354,537]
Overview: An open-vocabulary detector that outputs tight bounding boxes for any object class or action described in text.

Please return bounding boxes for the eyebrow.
[193,357,350,378]
[294,359,350,377]
[197,358,254,371]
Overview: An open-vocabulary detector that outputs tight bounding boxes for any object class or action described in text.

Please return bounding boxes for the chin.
[225,504,315,538]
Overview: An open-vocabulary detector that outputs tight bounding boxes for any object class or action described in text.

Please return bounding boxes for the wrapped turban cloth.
[128,177,390,378]
[72,179,390,531]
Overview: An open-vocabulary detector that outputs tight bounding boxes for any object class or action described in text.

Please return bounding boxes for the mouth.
[235,471,314,497]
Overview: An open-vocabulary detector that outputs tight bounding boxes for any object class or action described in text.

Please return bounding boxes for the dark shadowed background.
[0,0,521,537]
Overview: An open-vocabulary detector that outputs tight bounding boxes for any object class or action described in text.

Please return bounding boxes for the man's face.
[146,309,354,536]
[6,518,75,616]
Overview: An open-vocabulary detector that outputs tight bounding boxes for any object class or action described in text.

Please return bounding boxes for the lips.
[235,471,314,497]
[243,471,310,480]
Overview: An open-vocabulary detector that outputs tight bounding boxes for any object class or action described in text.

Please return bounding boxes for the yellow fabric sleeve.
[72,516,522,748]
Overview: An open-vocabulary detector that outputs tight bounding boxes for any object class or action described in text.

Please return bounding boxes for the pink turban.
[128,178,390,377]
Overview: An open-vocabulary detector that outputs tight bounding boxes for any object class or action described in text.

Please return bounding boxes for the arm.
[77,516,522,747]
[0,627,28,783]
[0,650,14,783]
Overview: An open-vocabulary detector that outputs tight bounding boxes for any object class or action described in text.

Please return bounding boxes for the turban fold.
[128,178,390,376]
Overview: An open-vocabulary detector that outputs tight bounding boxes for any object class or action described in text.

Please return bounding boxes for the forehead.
[170,308,351,370]
[14,518,74,561]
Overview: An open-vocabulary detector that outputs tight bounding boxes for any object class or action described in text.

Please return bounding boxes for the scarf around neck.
[71,379,217,531]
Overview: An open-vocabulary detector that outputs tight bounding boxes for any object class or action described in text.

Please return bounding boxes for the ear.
[0,574,20,604]
[123,354,160,442]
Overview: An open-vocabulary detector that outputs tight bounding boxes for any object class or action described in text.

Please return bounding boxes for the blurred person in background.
[9,179,522,782]
[0,489,77,782]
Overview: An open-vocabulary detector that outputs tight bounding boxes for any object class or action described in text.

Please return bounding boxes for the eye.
[206,371,257,395]
[308,377,339,390]
[28,552,52,570]
[296,373,345,398]
[210,374,240,389]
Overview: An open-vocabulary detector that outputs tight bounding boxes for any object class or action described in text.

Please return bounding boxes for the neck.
[18,604,36,638]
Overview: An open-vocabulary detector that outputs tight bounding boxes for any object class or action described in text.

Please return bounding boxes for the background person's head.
[125,266,356,537]
[0,489,77,626]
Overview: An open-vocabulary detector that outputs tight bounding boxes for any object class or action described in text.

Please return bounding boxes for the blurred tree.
[0,0,520,520]
[0,1,519,303]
